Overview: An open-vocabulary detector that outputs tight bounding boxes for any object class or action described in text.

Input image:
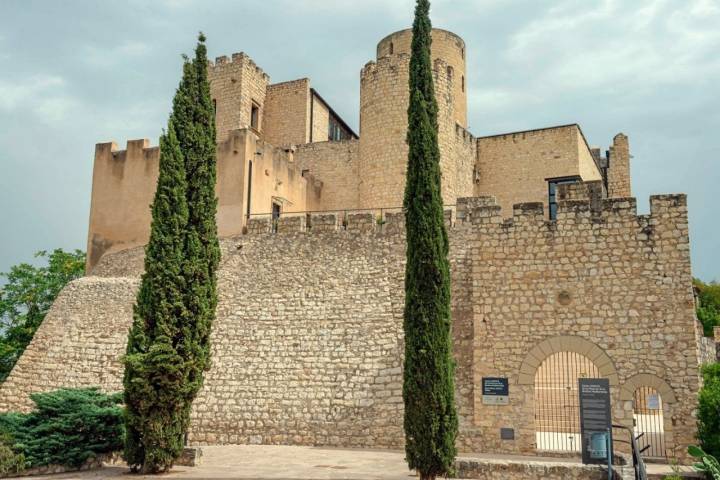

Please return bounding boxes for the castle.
[0,28,712,463]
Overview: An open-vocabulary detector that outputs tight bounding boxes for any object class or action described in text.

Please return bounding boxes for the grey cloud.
[0,0,717,281]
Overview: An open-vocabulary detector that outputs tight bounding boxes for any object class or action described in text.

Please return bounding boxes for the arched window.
[535,352,601,452]
[633,387,666,458]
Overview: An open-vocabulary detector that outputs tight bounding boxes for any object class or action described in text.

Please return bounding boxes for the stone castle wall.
[2,191,700,459]
[607,133,632,198]
[358,48,463,209]
[294,140,360,211]
[475,125,603,217]
[210,53,270,142]
[377,29,467,127]
[264,79,311,148]
[86,129,322,272]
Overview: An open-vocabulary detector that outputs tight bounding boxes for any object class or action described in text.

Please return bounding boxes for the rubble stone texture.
[0,191,703,461]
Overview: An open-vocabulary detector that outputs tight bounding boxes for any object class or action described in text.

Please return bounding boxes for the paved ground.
[21,445,699,479]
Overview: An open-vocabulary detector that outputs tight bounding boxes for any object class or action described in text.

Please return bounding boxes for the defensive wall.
[3,186,702,459]
[86,129,321,272]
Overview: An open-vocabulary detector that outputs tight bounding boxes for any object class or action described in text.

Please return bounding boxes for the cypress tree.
[123,33,219,474]
[123,118,190,473]
[176,31,220,446]
[402,1,458,479]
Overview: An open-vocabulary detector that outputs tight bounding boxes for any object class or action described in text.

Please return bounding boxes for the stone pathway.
[19,445,700,479]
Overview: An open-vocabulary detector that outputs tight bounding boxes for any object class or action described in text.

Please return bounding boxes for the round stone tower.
[358,29,468,209]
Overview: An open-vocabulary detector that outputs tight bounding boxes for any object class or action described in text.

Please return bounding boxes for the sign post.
[578,378,613,478]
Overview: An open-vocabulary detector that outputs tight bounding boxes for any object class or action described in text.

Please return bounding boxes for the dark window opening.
[389,42,394,54]
[250,102,260,130]
[548,177,581,220]
[461,47,465,59]
[447,66,454,79]
[461,75,465,92]
[212,99,217,115]
[328,115,352,142]
[271,202,281,233]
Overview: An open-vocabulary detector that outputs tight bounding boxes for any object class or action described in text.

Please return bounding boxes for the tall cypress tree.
[124,118,190,473]
[123,33,219,474]
[176,32,220,444]
[402,1,458,479]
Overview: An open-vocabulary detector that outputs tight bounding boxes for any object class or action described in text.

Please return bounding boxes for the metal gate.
[633,387,666,458]
[534,351,601,452]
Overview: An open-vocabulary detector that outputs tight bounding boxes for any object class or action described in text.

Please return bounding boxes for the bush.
[699,364,720,459]
[0,432,25,476]
[0,388,123,469]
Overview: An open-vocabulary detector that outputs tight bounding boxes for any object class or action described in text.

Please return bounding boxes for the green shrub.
[0,432,25,476]
[699,364,720,459]
[0,388,123,469]
[689,445,720,479]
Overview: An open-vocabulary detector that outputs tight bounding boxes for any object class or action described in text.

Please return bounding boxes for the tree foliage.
[695,279,720,337]
[699,363,720,459]
[0,388,123,469]
[402,1,457,479]
[123,32,218,474]
[0,249,85,382]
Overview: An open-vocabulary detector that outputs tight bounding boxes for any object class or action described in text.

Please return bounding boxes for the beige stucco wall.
[86,129,320,272]
[476,125,603,217]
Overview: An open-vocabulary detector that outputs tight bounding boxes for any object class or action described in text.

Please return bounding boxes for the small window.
[212,99,217,115]
[250,102,260,130]
[447,66,454,79]
[271,202,281,233]
[548,177,580,220]
[461,47,465,59]
[389,42,394,55]
[461,75,465,93]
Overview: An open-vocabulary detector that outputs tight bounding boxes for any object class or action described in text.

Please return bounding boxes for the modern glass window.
[548,177,580,220]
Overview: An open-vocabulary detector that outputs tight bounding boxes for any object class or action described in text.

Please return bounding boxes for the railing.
[612,424,648,480]
[246,205,457,233]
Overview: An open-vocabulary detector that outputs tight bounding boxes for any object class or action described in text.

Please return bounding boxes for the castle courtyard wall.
[3,193,700,460]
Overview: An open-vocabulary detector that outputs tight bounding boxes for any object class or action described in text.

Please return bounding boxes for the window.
[461,75,465,93]
[447,66,454,79]
[461,47,465,59]
[271,202,281,233]
[328,115,350,142]
[212,99,217,115]
[389,42,394,54]
[548,177,580,220]
[250,102,260,130]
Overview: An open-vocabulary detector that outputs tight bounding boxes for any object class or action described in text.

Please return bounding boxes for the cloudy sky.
[0,0,718,280]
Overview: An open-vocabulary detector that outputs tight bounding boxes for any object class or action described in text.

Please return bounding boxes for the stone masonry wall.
[608,133,632,198]
[0,193,699,460]
[294,140,360,211]
[209,53,270,142]
[476,125,603,218]
[264,79,311,148]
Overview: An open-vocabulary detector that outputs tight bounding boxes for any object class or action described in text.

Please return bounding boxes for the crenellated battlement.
[95,138,160,161]
[241,193,689,246]
[360,53,410,81]
[209,51,269,81]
